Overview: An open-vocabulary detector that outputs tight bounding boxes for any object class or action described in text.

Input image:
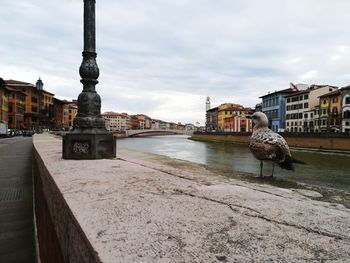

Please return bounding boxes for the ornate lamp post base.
[62,0,116,159]
[63,133,115,159]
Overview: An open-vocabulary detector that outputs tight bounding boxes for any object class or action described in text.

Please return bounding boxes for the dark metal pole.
[63,0,116,159]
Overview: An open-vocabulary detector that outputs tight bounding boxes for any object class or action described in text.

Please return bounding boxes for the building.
[341,86,350,132]
[4,78,55,130]
[6,86,26,130]
[260,85,300,132]
[129,114,152,129]
[152,119,161,129]
[285,85,338,132]
[36,79,55,130]
[206,106,218,131]
[217,103,243,130]
[185,123,195,131]
[4,80,40,130]
[53,98,69,130]
[223,108,254,132]
[318,90,342,132]
[66,101,78,128]
[101,112,130,131]
[0,78,9,135]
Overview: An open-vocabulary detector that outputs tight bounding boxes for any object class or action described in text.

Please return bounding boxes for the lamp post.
[63,0,116,159]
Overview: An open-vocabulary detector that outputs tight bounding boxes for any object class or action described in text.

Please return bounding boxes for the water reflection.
[117,135,350,191]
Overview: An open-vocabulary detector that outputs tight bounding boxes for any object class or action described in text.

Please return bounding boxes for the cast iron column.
[63,0,116,159]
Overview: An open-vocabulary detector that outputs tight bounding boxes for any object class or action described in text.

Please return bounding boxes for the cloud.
[1,0,350,125]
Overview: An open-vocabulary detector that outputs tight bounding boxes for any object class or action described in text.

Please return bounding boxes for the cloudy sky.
[1,0,350,125]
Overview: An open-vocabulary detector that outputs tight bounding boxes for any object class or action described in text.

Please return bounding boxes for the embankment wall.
[191,132,350,151]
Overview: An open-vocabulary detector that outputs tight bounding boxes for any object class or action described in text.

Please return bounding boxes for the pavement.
[34,134,350,263]
[0,137,35,262]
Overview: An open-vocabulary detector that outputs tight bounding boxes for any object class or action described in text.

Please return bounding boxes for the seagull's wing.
[250,128,291,162]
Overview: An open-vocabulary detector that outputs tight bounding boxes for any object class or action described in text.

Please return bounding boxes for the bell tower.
[206,96,211,111]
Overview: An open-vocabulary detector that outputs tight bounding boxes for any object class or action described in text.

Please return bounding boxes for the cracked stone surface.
[34,134,350,262]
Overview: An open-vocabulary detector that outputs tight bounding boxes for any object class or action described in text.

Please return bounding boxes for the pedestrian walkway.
[0,137,35,262]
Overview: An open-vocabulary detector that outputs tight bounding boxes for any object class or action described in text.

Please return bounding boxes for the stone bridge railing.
[125,129,193,137]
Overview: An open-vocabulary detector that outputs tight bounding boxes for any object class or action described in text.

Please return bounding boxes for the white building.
[285,85,338,132]
[102,112,130,131]
[341,86,350,132]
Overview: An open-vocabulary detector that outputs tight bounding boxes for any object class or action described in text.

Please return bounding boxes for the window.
[304,114,308,119]
[287,98,290,103]
[323,99,327,104]
[9,116,13,124]
[344,111,350,119]
[299,113,302,119]
[287,106,290,111]
[31,96,38,103]
[304,103,308,108]
[8,102,13,112]
[332,97,338,103]
[345,97,350,104]
[304,94,309,100]
[31,107,37,112]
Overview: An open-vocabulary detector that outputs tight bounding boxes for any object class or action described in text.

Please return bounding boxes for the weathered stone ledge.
[33,134,350,262]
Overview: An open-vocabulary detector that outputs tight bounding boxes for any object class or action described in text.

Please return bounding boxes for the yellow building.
[68,102,78,128]
[217,103,243,130]
[319,90,341,132]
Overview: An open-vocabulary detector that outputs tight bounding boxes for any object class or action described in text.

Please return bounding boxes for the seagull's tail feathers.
[278,156,295,171]
[291,158,306,165]
[278,156,306,171]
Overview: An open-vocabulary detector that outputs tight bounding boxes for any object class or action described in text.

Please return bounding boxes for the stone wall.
[192,132,350,151]
[33,142,101,263]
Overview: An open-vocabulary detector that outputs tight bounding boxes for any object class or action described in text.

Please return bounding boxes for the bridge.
[125,129,193,137]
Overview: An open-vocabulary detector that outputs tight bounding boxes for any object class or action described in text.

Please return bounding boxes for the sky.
[1,0,350,125]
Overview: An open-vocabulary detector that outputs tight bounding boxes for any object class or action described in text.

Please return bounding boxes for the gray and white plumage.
[249,112,294,177]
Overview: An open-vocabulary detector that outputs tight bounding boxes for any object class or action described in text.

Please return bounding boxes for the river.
[117,135,350,191]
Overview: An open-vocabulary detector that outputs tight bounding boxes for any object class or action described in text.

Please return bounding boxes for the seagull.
[248,112,300,178]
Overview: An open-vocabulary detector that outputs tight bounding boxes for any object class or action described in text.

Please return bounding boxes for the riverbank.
[191,132,350,153]
[34,134,350,262]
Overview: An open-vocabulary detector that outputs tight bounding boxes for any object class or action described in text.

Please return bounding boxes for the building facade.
[129,114,152,129]
[223,108,254,132]
[319,90,342,132]
[206,107,218,131]
[341,86,350,132]
[53,98,69,130]
[102,112,130,131]
[0,78,9,134]
[285,85,338,132]
[217,103,243,130]
[260,86,299,132]
[6,87,26,130]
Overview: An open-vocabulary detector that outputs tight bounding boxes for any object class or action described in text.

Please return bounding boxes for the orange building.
[5,79,40,130]
[53,98,70,130]
[129,114,152,129]
[223,108,254,132]
[6,87,26,130]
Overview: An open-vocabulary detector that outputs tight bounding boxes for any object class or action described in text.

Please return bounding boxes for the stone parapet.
[33,134,350,262]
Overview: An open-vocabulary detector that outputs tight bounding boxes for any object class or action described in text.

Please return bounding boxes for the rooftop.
[259,88,298,98]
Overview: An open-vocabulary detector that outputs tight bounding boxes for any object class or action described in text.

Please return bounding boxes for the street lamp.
[63,0,116,159]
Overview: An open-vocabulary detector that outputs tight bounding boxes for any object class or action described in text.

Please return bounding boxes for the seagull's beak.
[246,115,252,119]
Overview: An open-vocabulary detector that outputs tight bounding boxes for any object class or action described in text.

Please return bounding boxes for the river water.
[117,135,350,191]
